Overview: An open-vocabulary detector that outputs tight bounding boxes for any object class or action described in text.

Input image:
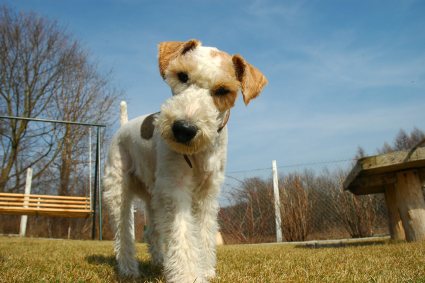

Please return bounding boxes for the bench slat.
[0,193,89,201]
[0,192,92,218]
[0,202,89,209]
[0,198,89,205]
[0,207,92,218]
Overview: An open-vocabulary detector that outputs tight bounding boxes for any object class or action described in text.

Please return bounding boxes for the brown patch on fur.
[232,54,268,105]
[210,49,232,60]
[140,112,159,140]
[181,40,199,54]
[212,50,238,80]
[164,56,198,87]
[210,81,239,112]
[158,40,201,78]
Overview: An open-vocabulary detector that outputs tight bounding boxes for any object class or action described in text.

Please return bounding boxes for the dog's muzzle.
[172,120,198,144]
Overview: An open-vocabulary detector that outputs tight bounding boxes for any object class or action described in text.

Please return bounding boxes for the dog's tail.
[120,101,128,126]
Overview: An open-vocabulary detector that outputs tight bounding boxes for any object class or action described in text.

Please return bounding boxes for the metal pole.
[89,128,92,211]
[272,160,283,242]
[91,127,100,240]
[20,168,33,237]
[97,127,103,241]
[0,115,106,128]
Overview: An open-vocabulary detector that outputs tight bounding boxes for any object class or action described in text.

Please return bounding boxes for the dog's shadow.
[86,254,164,282]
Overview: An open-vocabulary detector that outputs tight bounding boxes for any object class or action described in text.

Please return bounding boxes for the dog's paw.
[194,276,210,283]
[148,251,163,267]
[118,260,140,278]
[204,269,216,280]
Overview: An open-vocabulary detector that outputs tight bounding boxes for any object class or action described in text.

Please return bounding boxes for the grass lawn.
[1,236,425,282]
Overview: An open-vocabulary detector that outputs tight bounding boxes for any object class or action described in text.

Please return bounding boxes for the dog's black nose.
[172,120,198,143]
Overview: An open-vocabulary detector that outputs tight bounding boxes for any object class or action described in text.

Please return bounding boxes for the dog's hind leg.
[103,145,140,278]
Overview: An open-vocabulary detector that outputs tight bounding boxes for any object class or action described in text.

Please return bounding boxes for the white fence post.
[130,203,136,240]
[19,168,33,237]
[89,127,92,211]
[272,160,283,242]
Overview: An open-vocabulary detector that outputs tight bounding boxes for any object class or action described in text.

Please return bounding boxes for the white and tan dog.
[103,39,267,282]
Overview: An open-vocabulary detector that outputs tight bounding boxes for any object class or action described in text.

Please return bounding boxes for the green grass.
[1,236,425,282]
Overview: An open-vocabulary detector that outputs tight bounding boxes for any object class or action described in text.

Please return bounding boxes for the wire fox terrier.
[103,39,267,282]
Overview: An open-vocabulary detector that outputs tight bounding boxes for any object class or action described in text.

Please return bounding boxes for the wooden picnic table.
[344,147,425,242]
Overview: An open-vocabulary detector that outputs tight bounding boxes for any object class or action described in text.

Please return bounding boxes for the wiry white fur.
[104,45,231,283]
[165,47,233,95]
[157,89,220,155]
[103,36,271,281]
[104,113,226,282]
[120,101,128,126]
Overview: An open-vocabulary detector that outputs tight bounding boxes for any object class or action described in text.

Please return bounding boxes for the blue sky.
[3,0,425,179]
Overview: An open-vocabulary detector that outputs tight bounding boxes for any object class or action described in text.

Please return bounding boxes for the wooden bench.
[0,192,92,218]
[344,147,425,242]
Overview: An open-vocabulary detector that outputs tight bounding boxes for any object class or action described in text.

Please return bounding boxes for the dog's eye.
[214,87,230,96]
[177,72,189,83]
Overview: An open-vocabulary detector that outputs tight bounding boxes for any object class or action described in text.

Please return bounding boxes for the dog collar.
[183,110,230,168]
[183,154,193,168]
[217,110,230,133]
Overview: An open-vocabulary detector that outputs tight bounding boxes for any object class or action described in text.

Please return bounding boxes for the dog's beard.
[156,93,219,155]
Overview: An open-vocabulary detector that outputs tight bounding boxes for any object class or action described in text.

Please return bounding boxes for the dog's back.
[106,113,157,198]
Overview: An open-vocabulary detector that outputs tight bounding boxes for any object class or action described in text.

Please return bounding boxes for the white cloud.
[265,40,425,97]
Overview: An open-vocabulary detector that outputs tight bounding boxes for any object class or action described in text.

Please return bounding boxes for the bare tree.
[354,146,366,160]
[279,173,312,241]
[0,7,65,190]
[0,6,118,196]
[330,170,378,238]
[52,46,118,197]
[378,128,425,154]
[219,177,275,244]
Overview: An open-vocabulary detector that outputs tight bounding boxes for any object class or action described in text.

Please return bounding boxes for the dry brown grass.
[1,236,425,282]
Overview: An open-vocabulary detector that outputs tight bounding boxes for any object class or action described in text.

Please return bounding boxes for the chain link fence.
[218,165,390,244]
[1,155,391,243]
[0,118,102,239]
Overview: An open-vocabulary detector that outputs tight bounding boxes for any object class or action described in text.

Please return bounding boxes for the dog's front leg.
[193,171,223,280]
[143,200,163,266]
[152,177,204,283]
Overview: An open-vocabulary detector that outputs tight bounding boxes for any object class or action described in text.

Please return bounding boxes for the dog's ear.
[232,54,268,105]
[158,39,201,79]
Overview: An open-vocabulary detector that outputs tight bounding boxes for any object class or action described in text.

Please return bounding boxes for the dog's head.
[156,39,267,155]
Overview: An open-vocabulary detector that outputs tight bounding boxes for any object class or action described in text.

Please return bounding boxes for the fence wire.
[1,151,392,243]
[218,165,390,244]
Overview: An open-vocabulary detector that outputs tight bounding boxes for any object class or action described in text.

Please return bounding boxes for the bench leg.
[384,184,405,240]
[396,170,425,242]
